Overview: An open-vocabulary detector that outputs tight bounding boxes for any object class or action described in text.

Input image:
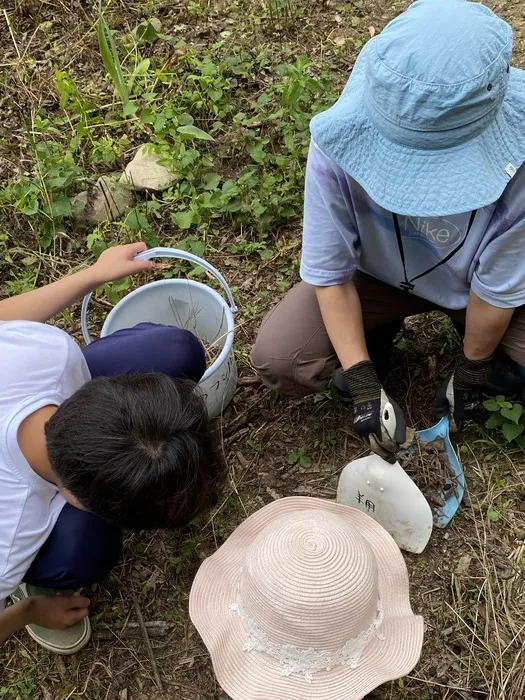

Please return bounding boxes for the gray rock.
[120,144,176,191]
[73,175,134,226]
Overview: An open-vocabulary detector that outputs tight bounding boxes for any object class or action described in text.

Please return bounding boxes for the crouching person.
[0,242,224,654]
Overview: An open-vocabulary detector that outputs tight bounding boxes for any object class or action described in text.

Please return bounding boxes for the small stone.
[73,176,133,226]
[120,144,176,191]
[72,190,88,215]
[455,554,472,576]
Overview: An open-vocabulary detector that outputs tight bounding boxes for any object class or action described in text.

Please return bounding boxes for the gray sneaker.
[10,584,91,655]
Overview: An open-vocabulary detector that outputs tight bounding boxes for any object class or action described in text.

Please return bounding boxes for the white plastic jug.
[81,247,238,418]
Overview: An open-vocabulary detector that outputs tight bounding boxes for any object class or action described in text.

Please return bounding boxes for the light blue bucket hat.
[310,0,525,217]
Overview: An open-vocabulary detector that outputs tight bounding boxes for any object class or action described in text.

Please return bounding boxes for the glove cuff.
[454,354,493,389]
[343,360,381,403]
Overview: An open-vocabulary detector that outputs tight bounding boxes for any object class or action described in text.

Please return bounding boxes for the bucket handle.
[81,247,238,345]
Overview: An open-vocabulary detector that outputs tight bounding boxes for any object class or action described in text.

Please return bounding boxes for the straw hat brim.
[190,497,424,700]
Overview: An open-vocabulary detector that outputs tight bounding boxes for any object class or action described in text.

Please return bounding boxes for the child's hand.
[28,593,91,630]
[90,243,155,285]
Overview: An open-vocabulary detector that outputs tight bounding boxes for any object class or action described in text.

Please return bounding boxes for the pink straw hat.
[189,497,424,700]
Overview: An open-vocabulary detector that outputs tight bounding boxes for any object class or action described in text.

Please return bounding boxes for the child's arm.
[0,242,154,323]
[1,595,90,645]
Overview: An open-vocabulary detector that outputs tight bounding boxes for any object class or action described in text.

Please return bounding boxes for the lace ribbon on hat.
[229,597,385,683]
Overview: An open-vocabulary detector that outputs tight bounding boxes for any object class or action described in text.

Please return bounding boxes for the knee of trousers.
[250,337,331,399]
[24,510,123,589]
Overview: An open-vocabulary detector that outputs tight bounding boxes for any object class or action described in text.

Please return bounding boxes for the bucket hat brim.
[190,497,424,700]
[310,39,525,217]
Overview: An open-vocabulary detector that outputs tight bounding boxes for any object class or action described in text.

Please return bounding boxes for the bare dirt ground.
[1,1,524,699]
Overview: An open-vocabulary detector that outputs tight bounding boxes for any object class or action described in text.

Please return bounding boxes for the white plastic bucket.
[81,247,238,418]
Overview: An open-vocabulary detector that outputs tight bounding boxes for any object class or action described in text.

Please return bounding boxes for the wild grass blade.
[96,6,129,107]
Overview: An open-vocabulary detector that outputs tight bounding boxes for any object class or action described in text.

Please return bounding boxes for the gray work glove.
[343,360,406,463]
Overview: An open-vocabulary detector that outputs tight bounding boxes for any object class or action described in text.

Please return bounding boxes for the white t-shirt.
[0,321,90,604]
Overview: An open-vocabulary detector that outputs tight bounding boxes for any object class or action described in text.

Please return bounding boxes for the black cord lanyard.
[392,210,477,292]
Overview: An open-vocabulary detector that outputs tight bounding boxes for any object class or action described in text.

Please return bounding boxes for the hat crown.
[239,510,379,652]
[365,0,512,145]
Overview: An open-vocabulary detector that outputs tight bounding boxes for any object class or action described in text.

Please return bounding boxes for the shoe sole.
[11,585,92,655]
[24,617,91,655]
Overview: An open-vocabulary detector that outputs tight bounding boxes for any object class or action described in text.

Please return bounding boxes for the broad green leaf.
[123,101,137,117]
[91,240,108,259]
[281,80,303,107]
[225,199,242,212]
[86,232,104,250]
[189,239,206,258]
[46,174,74,189]
[179,237,206,259]
[142,230,160,248]
[203,173,221,190]
[222,179,237,194]
[485,412,505,429]
[178,113,194,126]
[287,452,299,464]
[139,108,155,125]
[40,231,52,249]
[487,508,500,523]
[48,195,72,218]
[123,209,150,231]
[515,434,525,449]
[134,21,160,43]
[208,88,223,102]
[502,421,524,443]
[177,124,214,141]
[501,404,523,424]
[21,200,39,216]
[172,211,194,229]
[247,143,266,163]
[283,131,295,152]
[106,278,131,304]
[483,398,501,412]
[498,399,513,409]
[134,59,152,75]
[188,266,206,279]
[299,454,312,468]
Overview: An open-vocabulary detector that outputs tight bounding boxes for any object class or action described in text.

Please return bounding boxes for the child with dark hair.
[0,242,224,654]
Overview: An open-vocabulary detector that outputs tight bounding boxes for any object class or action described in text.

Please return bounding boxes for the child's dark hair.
[45,374,224,529]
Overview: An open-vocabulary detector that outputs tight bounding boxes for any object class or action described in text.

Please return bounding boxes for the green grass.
[0,1,341,305]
